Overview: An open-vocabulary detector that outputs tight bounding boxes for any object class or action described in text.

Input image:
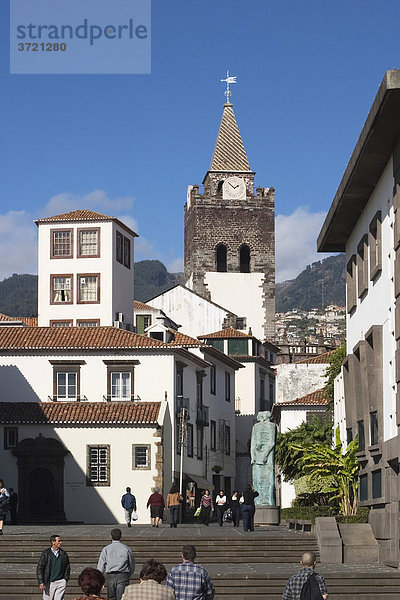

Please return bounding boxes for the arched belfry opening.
[240,244,251,273]
[216,244,227,272]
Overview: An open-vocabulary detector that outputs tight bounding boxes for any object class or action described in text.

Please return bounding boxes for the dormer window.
[51,229,73,258]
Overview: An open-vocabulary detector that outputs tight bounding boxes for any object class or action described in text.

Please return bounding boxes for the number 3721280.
[18,42,66,52]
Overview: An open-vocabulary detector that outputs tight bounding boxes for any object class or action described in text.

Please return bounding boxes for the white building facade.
[318,70,400,563]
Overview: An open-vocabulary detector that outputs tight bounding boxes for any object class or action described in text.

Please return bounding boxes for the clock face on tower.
[222,176,246,200]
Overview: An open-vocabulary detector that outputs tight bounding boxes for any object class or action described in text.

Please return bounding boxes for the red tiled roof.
[295,350,336,364]
[0,313,38,326]
[167,329,204,347]
[0,326,170,350]
[199,327,252,339]
[0,401,161,424]
[279,388,329,406]
[34,210,137,237]
[134,300,156,311]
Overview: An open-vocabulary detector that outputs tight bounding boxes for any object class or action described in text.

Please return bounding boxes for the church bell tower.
[184,81,275,341]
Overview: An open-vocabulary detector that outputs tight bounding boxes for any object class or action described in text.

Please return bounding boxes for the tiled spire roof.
[209,104,251,172]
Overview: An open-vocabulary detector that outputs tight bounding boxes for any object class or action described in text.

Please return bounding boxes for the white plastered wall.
[204,272,265,340]
[345,157,396,442]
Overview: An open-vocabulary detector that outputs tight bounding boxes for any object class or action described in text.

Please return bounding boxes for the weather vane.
[221,70,237,103]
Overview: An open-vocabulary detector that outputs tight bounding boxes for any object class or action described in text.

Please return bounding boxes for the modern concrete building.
[318,70,400,564]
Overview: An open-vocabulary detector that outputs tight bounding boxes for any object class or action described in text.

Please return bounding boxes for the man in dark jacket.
[36,535,70,600]
[121,487,137,527]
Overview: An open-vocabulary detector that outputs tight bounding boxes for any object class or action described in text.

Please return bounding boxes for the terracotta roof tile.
[0,314,38,327]
[34,210,137,237]
[0,401,161,424]
[199,327,251,339]
[167,329,204,347]
[0,326,170,351]
[279,388,329,406]
[134,301,157,311]
[295,350,336,364]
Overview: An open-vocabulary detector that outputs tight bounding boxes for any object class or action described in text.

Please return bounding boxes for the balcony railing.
[48,395,88,402]
[102,395,136,402]
[196,404,209,427]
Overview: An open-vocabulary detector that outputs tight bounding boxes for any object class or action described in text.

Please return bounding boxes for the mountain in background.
[0,255,345,317]
[276,253,346,312]
[134,260,183,301]
[0,274,38,317]
[0,261,183,317]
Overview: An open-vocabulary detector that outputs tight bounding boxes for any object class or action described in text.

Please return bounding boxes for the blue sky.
[0,0,399,282]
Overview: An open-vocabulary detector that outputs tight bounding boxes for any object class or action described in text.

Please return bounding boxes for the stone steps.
[0,529,399,599]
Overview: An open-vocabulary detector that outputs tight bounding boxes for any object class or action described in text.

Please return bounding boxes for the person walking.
[229,491,241,527]
[282,551,328,600]
[122,559,175,600]
[121,487,137,528]
[166,484,182,528]
[75,567,109,600]
[241,484,259,532]
[97,528,135,600]
[36,534,70,600]
[215,490,227,527]
[147,487,165,527]
[8,488,18,525]
[0,480,9,535]
[199,490,213,527]
[166,545,214,600]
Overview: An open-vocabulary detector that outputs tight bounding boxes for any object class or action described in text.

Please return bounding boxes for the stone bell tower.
[184,94,275,341]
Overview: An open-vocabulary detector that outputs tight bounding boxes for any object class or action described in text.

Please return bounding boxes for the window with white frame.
[78,274,99,303]
[87,445,110,486]
[51,275,72,303]
[78,228,99,257]
[51,229,73,258]
[77,320,100,327]
[111,372,131,400]
[56,372,77,400]
[132,444,150,469]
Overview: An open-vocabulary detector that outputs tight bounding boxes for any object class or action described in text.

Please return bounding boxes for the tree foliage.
[292,428,359,515]
[324,343,346,406]
[275,415,332,482]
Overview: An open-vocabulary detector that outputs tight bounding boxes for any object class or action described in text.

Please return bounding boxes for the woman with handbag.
[166,484,182,528]
[199,489,213,526]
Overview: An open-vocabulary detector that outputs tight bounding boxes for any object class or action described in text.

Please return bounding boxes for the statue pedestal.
[254,505,280,526]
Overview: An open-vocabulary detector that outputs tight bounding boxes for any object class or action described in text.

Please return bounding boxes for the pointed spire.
[209,103,251,172]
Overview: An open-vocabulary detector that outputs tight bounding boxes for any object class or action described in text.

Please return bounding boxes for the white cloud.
[43,189,134,216]
[0,211,37,279]
[166,257,184,273]
[276,207,332,282]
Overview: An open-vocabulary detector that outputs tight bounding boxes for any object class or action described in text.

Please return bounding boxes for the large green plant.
[292,428,359,515]
[276,415,332,482]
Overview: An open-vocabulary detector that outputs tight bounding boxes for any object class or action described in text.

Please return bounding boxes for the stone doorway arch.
[13,434,68,523]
